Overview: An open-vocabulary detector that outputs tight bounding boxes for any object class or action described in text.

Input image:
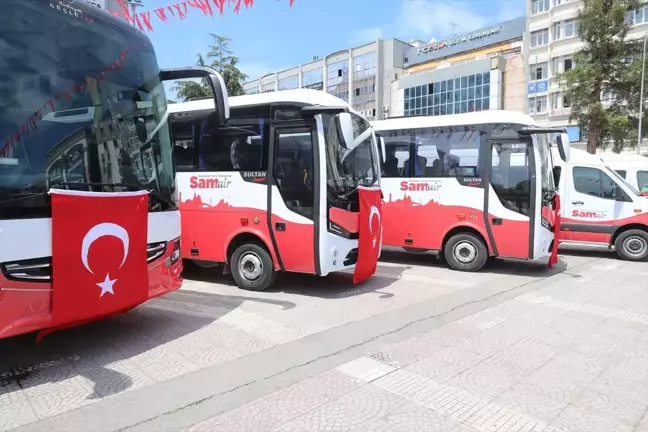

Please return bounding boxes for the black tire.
[614,229,648,262]
[230,243,277,291]
[443,232,488,272]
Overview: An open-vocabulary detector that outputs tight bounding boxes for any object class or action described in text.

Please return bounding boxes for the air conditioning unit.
[382,113,389,119]
[381,106,389,113]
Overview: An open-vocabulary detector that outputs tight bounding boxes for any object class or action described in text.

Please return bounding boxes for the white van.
[551,148,648,261]
[599,153,648,195]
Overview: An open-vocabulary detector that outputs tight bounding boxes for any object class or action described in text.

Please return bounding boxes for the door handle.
[572,201,584,205]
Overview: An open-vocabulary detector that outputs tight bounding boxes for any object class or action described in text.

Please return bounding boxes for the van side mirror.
[160,67,230,126]
[613,184,626,201]
[552,165,562,186]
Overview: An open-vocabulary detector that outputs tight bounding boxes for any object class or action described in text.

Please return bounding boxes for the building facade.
[243,18,530,121]
[394,17,527,118]
[527,0,648,141]
[242,40,410,121]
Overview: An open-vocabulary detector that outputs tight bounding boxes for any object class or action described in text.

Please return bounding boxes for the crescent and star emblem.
[81,223,130,298]
[369,205,381,248]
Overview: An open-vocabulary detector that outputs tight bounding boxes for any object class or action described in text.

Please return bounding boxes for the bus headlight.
[166,238,181,266]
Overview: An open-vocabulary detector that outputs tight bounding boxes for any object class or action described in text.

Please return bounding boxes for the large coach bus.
[372,111,570,272]
[169,90,382,291]
[0,0,229,339]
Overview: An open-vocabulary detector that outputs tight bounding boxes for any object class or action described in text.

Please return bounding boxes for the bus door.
[267,122,319,274]
[482,138,536,260]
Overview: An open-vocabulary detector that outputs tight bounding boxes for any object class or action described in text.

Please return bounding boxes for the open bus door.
[480,127,569,263]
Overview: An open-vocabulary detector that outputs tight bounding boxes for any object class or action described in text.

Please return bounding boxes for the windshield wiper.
[54,182,176,209]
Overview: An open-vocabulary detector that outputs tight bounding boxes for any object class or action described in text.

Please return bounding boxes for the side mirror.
[160,66,230,126]
[552,165,562,186]
[556,132,571,163]
[335,113,355,149]
[613,184,626,201]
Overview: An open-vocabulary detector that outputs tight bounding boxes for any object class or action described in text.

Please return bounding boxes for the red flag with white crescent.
[353,186,382,284]
[50,189,149,326]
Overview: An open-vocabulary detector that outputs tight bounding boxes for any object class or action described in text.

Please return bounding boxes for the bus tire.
[230,243,277,291]
[443,232,488,272]
[614,229,648,262]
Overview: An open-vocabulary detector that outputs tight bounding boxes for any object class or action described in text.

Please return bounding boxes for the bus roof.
[371,111,537,131]
[168,89,354,114]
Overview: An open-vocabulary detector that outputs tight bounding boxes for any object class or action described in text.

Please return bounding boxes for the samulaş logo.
[571,209,607,219]
[399,181,442,192]
[189,175,232,189]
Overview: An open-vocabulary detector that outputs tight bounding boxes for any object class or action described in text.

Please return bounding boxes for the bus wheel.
[230,243,277,291]
[615,229,648,261]
[444,233,488,272]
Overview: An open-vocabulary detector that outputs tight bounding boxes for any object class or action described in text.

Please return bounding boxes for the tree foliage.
[559,0,640,153]
[172,35,248,101]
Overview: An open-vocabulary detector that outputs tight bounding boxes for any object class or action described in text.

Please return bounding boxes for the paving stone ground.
[1,247,647,432]
[183,251,648,432]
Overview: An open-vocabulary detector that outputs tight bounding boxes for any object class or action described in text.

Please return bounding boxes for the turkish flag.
[548,193,561,268]
[353,187,382,284]
[50,189,149,327]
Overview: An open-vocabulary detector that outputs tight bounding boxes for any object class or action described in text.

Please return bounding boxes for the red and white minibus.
[372,111,570,271]
[169,90,382,291]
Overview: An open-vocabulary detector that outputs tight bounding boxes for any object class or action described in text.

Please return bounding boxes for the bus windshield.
[0,0,174,220]
[323,112,378,198]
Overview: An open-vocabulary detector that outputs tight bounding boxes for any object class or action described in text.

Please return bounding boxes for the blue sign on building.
[528,80,548,94]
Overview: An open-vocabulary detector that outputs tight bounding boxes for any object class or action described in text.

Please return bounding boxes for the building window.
[244,87,259,95]
[554,19,577,40]
[531,0,549,14]
[403,71,491,117]
[530,62,548,80]
[352,51,377,118]
[278,74,299,91]
[326,59,349,101]
[551,56,574,75]
[260,75,276,93]
[302,68,323,89]
[626,3,648,25]
[531,29,549,47]
[551,93,571,109]
[553,0,562,5]
[529,95,548,114]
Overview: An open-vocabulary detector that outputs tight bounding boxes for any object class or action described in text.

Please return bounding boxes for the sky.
[144,0,527,97]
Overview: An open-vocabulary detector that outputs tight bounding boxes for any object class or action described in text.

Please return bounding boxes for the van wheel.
[444,233,488,272]
[614,230,648,261]
[230,243,277,291]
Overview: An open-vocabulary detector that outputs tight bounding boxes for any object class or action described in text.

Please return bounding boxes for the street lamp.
[638,32,647,155]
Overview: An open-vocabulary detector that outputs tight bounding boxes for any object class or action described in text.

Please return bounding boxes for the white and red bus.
[372,111,570,271]
[169,90,382,291]
[0,0,228,339]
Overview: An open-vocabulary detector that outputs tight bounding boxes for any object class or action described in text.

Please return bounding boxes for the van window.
[573,167,618,199]
[615,169,627,179]
[638,170,648,192]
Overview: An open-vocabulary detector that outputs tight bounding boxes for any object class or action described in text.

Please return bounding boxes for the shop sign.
[528,80,548,94]
[304,82,323,91]
[417,26,502,55]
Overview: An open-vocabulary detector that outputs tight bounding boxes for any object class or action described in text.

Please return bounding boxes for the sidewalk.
[184,261,648,432]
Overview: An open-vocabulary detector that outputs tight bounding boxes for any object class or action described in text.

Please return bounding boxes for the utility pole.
[638,32,647,155]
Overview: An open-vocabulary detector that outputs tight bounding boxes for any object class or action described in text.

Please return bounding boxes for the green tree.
[559,0,640,154]
[172,36,248,101]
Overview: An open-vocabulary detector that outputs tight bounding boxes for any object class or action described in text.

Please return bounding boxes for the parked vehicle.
[598,153,648,195]
[0,0,229,339]
[371,111,570,272]
[169,90,382,291]
[552,148,648,261]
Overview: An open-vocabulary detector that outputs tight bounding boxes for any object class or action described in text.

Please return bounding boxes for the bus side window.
[171,118,197,170]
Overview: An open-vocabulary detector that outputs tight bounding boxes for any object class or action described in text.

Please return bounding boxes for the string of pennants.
[110,0,295,33]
